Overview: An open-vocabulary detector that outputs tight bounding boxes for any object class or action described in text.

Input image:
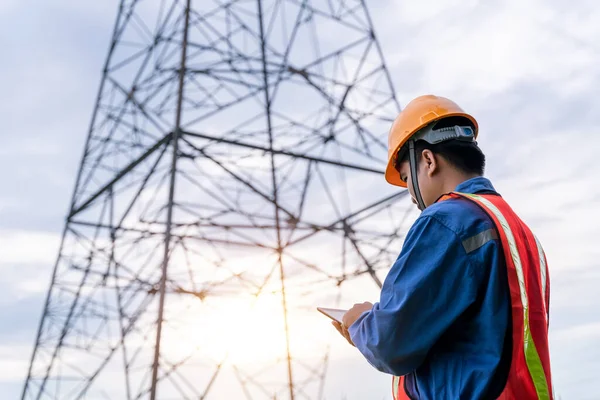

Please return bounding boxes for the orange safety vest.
[392,192,553,400]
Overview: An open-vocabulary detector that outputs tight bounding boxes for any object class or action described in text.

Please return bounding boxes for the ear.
[420,149,438,178]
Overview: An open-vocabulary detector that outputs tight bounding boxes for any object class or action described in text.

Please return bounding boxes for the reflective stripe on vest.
[392,192,552,400]
[392,375,409,400]
[534,235,549,324]
[392,376,400,400]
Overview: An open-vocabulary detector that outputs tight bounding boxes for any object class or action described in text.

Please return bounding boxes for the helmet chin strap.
[408,140,426,211]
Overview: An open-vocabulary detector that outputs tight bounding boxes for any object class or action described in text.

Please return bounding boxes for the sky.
[2,0,600,399]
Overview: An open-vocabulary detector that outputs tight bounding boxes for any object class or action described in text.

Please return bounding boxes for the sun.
[161,291,327,367]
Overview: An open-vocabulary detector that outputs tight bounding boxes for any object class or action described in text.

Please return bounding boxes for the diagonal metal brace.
[181,129,385,174]
[68,133,172,219]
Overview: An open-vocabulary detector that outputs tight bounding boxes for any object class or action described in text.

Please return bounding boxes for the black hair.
[396,116,486,176]
[412,139,486,176]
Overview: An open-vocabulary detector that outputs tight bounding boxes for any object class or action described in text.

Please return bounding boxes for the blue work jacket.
[349,177,511,399]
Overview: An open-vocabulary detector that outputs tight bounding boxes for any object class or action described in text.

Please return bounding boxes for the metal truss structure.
[23,0,415,398]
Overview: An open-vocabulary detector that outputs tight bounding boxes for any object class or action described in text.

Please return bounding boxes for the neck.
[439,171,481,195]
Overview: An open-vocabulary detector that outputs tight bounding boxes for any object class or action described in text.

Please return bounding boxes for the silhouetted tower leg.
[22,1,414,399]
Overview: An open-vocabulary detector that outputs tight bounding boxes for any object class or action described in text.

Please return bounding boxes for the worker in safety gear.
[333,95,553,399]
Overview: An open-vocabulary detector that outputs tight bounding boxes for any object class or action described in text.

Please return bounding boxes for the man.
[333,95,553,399]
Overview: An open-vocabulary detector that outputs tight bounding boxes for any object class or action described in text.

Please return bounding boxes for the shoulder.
[418,195,496,242]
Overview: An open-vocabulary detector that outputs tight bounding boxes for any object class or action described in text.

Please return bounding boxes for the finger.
[342,329,350,342]
[332,321,343,334]
[341,325,349,339]
[342,328,354,346]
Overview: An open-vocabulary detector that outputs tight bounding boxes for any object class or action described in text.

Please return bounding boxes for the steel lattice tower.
[23,0,414,399]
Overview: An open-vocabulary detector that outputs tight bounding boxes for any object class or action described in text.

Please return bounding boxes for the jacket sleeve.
[348,215,478,376]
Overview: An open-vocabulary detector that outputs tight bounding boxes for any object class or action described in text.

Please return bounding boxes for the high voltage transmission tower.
[23,0,414,398]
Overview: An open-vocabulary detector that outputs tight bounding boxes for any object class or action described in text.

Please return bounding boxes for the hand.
[331,302,373,347]
[342,302,373,328]
[332,320,354,346]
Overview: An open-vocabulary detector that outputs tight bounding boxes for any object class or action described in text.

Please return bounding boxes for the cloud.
[375,0,600,102]
[0,345,31,400]
[0,0,121,232]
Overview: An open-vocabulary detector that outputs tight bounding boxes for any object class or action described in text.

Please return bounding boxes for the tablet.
[317,307,347,323]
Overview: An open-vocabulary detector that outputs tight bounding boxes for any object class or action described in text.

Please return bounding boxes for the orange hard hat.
[385,95,479,187]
